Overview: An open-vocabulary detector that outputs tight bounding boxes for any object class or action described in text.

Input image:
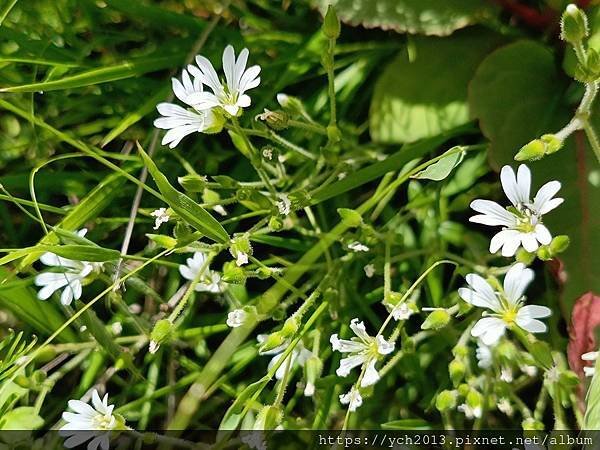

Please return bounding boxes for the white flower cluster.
[154,45,261,148]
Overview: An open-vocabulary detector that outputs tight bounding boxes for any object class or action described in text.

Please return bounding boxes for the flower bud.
[514,139,546,161]
[255,109,289,130]
[229,235,253,266]
[536,245,553,261]
[435,390,457,412]
[560,4,588,44]
[268,216,283,231]
[522,417,545,430]
[304,355,323,397]
[146,233,177,249]
[322,5,341,39]
[326,125,341,144]
[254,405,283,430]
[550,235,570,254]
[222,261,247,284]
[276,93,305,117]
[421,309,451,330]
[149,319,173,354]
[281,316,300,338]
[516,248,536,265]
[178,174,207,192]
[259,332,286,354]
[449,359,466,387]
[337,208,363,227]
[541,134,563,155]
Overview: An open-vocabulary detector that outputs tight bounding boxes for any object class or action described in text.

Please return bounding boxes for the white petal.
[521,233,539,253]
[349,318,371,342]
[533,181,562,214]
[534,224,552,245]
[237,94,252,108]
[517,304,551,319]
[464,274,499,310]
[68,399,97,416]
[336,354,367,377]
[500,165,521,206]
[471,317,506,346]
[375,335,394,355]
[515,164,531,204]
[238,65,261,93]
[498,230,522,257]
[330,334,366,353]
[222,45,236,91]
[192,55,222,94]
[503,263,534,304]
[61,285,75,306]
[360,359,380,387]
[515,316,547,333]
[490,229,518,254]
[223,104,239,116]
[470,200,516,227]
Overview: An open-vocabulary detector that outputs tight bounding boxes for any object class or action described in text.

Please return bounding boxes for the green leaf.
[381,418,433,430]
[0,407,43,430]
[370,29,504,144]
[469,40,600,310]
[316,0,498,36]
[218,377,269,431]
[0,244,120,266]
[413,146,465,180]
[137,144,229,244]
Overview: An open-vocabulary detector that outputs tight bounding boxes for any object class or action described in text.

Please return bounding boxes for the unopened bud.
[149,319,173,354]
[222,261,246,284]
[304,355,323,397]
[268,216,283,231]
[421,309,451,330]
[178,174,207,192]
[550,235,570,254]
[323,5,341,39]
[276,93,305,117]
[337,208,363,227]
[254,405,283,430]
[449,359,466,387]
[259,332,286,354]
[560,4,588,44]
[436,390,457,412]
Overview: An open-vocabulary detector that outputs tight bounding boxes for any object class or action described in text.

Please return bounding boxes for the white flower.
[521,365,538,377]
[212,204,228,216]
[330,318,394,388]
[348,242,369,252]
[150,207,170,230]
[257,335,312,380]
[276,194,291,216]
[235,251,249,266]
[470,164,563,256]
[500,367,513,382]
[339,388,363,412]
[475,341,493,369]
[458,263,551,345]
[582,351,598,377]
[186,45,261,117]
[179,252,222,293]
[60,390,121,450]
[154,102,223,149]
[458,403,482,419]
[34,229,95,306]
[363,264,375,278]
[498,398,513,416]
[227,309,247,328]
[390,303,414,321]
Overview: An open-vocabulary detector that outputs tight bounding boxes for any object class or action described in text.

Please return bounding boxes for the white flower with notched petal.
[179,251,223,293]
[34,229,96,306]
[154,69,225,149]
[226,309,247,328]
[339,388,363,412]
[60,390,125,450]
[470,164,563,256]
[257,335,312,380]
[458,263,551,345]
[186,45,261,117]
[330,318,394,388]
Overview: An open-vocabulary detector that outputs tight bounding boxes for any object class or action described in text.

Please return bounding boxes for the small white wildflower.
[498,398,513,416]
[393,303,414,321]
[582,351,598,377]
[470,164,563,256]
[458,263,551,345]
[363,264,375,278]
[500,367,513,382]
[458,403,482,419]
[213,204,228,216]
[179,252,223,293]
[226,309,247,328]
[111,322,123,336]
[262,147,273,160]
[476,340,493,369]
[257,335,312,380]
[186,45,261,117]
[79,325,87,333]
[148,340,159,354]
[150,207,170,230]
[276,194,291,216]
[35,229,96,306]
[337,172,347,180]
[330,318,394,387]
[235,251,249,267]
[339,388,363,412]
[521,364,538,377]
[348,242,369,252]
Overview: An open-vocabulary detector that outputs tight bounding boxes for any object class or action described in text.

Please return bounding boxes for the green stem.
[583,120,600,164]
[326,39,337,128]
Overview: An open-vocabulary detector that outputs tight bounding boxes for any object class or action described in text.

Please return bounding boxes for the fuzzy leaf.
[413,147,464,181]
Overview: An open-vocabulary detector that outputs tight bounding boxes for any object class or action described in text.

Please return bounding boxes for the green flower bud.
[256,266,273,280]
[516,248,536,265]
[560,4,588,44]
[326,125,341,144]
[522,417,545,430]
[259,332,286,354]
[421,309,451,330]
[146,234,177,249]
[254,405,283,430]
[337,208,363,227]
[177,174,207,192]
[281,316,300,338]
[222,261,246,284]
[304,355,323,397]
[541,134,563,155]
[550,235,570,254]
[449,359,466,387]
[202,188,221,205]
[435,390,457,412]
[536,245,553,261]
[268,216,283,231]
[149,319,173,354]
[276,93,305,117]
[323,5,341,39]
[515,139,546,161]
[457,383,470,397]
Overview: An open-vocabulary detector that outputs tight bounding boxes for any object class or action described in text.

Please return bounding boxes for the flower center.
[92,413,114,430]
[509,204,539,233]
[501,308,518,325]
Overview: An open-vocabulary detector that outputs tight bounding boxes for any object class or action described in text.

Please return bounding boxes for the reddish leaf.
[568,292,600,379]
